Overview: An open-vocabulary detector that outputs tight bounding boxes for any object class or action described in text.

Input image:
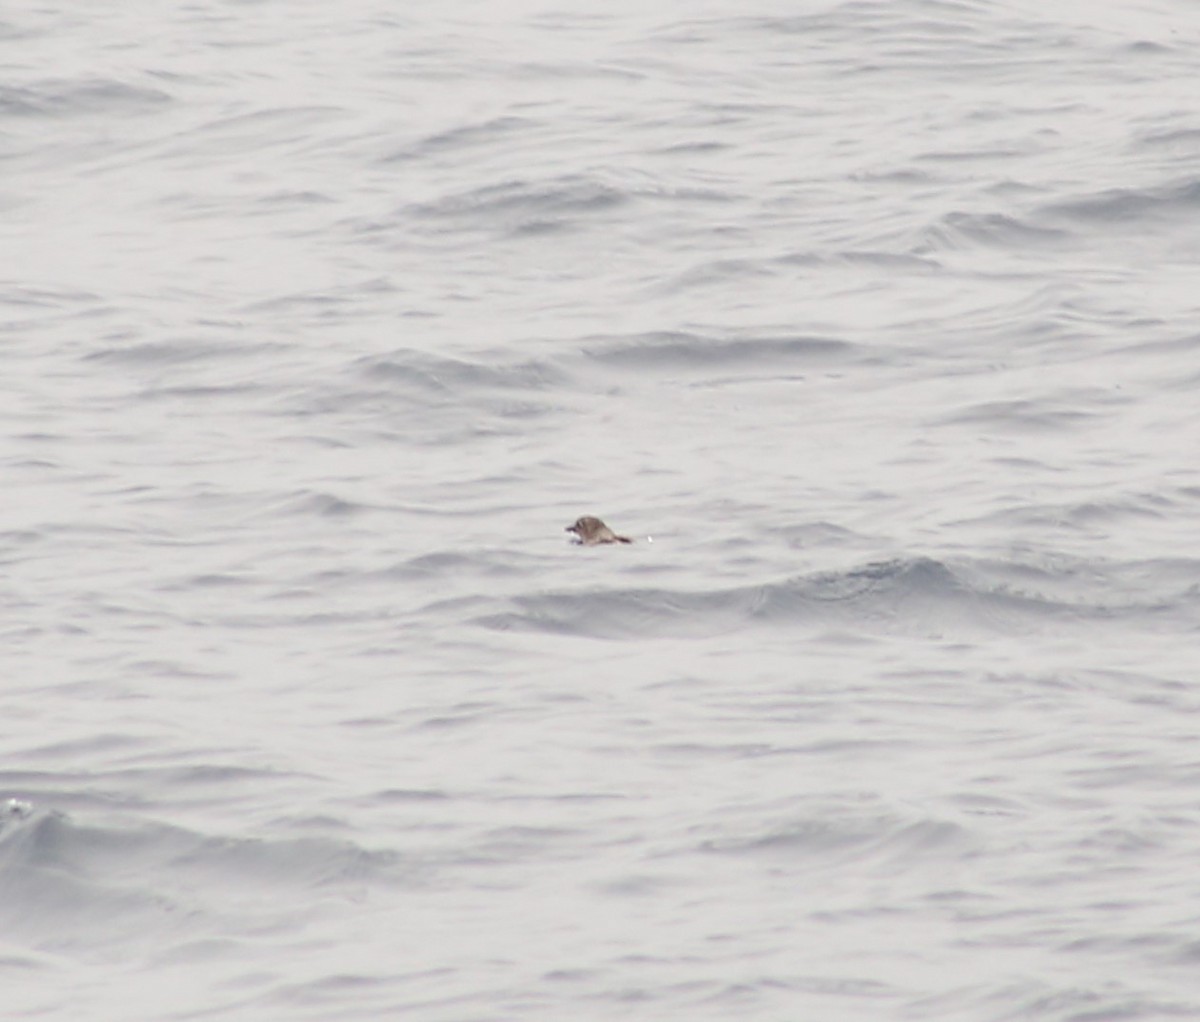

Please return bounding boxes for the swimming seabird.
[565,516,632,545]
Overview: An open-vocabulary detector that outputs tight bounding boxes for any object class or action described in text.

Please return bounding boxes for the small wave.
[359,350,567,394]
[472,555,1188,640]
[0,808,410,955]
[917,210,1069,253]
[261,490,376,520]
[409,174,628,224]
[293,350,569,439]
[0,77,171,120]
[388,550,535,582]
[1042,176,1200,228]
[253,189,336,210]
[934,395,1107,432]
[82,336,283,367]
[0,282,102,310]
[581,330,857,374]
[381,115,537,163]
[698,811,970,868]
[177,105,345,158]
[471,557,954,638]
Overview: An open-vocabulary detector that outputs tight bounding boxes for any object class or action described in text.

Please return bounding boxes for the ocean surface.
[4,1,1200,1019]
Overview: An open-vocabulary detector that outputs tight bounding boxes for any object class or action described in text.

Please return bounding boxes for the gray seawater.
[4,1,1200,1018]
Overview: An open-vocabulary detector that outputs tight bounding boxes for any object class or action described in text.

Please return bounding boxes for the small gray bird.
[565,516,632,546]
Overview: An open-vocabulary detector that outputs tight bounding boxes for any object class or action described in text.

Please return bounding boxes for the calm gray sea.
[4,1,1200,1019]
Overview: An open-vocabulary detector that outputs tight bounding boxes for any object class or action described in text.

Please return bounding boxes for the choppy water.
[4,1,1200,1019]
